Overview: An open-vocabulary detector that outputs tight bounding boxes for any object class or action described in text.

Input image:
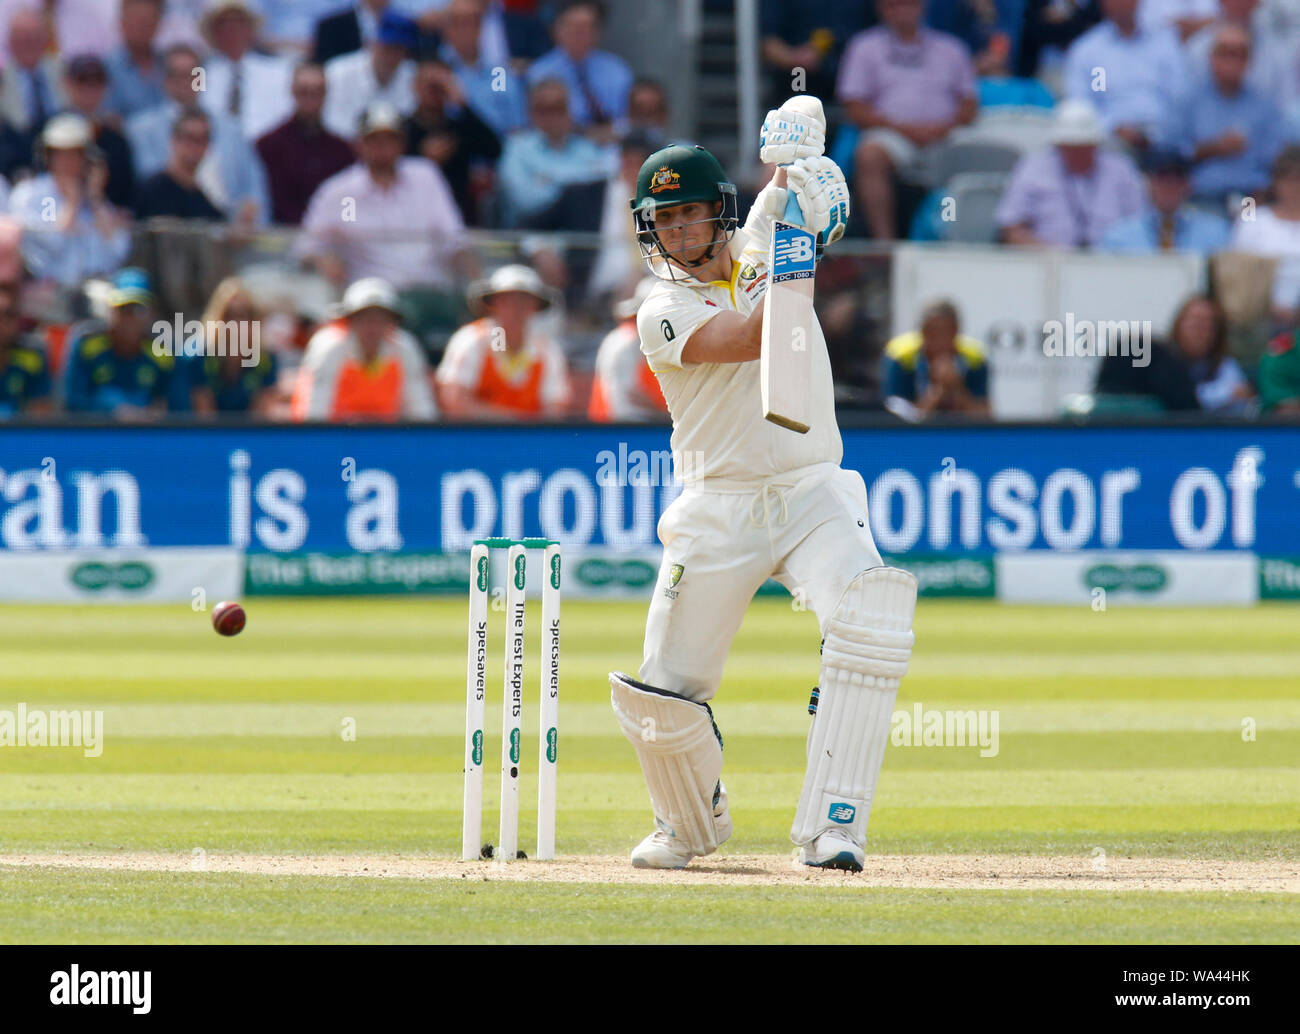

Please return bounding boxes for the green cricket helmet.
[630,144,738,274]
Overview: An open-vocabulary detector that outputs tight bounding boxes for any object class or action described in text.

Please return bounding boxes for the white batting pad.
[610,672,725,857]
[791,567,918,846]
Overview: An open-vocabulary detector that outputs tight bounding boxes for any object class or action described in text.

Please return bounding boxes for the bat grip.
[781,188,804,225]
[780,183,820,256]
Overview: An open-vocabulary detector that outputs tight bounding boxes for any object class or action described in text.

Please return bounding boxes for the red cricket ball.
[212,601,246,637]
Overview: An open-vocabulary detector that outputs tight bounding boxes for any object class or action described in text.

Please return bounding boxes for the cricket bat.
[760,97,822,434]
[760,192,817,434]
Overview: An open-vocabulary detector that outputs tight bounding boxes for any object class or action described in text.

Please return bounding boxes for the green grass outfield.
[1,598,1297,944]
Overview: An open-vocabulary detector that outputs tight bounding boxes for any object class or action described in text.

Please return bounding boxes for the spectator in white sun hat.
[198,0,294,140]
[436,264,571,421]
[996,99,1145,248]
[9,113,130,288]
[292,276,437,422]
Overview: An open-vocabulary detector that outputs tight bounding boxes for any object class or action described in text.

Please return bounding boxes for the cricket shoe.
[631,782,732,869]
[800,828,865,872]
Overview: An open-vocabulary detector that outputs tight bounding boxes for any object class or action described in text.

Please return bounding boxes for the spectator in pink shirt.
[995,100,1146,247]
[837,0,978,240]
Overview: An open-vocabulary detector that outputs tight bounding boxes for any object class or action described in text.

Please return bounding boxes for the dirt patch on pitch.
[1,852,1296,892]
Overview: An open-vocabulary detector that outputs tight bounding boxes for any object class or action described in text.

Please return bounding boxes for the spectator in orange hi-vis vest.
[291,277,437,421]
[435,264,571,419]
[589,276,668,422]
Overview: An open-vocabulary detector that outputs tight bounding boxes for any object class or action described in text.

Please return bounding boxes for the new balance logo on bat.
[772,223,815,281]
[775,236,814,265]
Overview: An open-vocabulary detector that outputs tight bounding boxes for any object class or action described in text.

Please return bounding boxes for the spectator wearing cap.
[437,264,570,419]
[404,58,501,226]
[127,43,270,225]
[323,10,419,140]
[837,0,978,240]
[9,114,130,288]
[437,0,527,139]
[256,62,355,226]
[1161,22,1282,204]
[0,9,64,142]
[291,276,437,421]
[297,100,473,303]
[192,276,281,415]
[1062,0,1187,151]
[588,276,666,422]
[198,0,295,140]
[1229,145,1300,324]
[313,0,428,66]
[995,100,1145,247]
[0,282,52,417]
[497,79,614,228]
[133,108,229,221]
[63,267,174,417]
[1098,148,1231,252]
[104,0,168,121]
[60,55,136,211]
[528,0,632,140]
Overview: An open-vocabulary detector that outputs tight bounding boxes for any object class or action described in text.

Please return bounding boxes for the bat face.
[761,218,816,434]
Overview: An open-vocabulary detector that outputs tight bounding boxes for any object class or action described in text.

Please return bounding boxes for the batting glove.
[760,106,826,166]
[786,156,850,246]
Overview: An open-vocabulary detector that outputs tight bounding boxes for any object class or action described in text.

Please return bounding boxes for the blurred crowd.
[0,0,1298,422]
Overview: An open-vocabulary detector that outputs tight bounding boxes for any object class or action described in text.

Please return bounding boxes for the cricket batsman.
[608,99,918,871]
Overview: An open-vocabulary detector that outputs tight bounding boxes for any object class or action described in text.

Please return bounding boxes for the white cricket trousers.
[639,461,884,703]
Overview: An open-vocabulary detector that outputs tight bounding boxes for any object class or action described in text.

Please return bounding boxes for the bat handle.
[781,188,803,225]
[780,182,821,257]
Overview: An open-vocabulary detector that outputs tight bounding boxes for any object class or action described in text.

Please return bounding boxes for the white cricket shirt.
[636,183,842,487]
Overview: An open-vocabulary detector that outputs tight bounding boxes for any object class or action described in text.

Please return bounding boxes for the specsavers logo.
[69,561,155,593]
[1085,563,1168,594]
